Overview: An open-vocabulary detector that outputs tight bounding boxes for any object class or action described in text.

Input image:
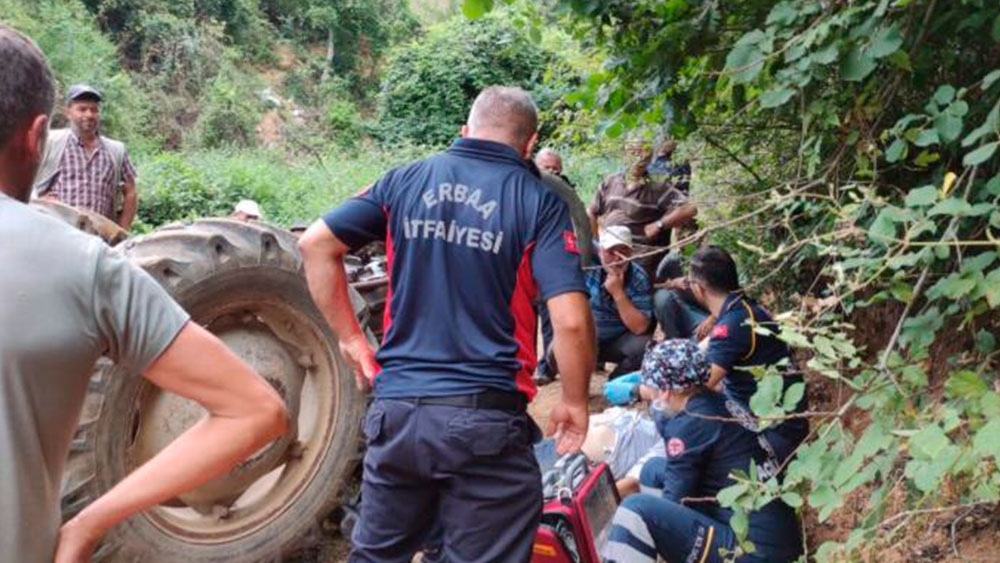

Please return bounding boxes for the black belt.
[396,391,527,412]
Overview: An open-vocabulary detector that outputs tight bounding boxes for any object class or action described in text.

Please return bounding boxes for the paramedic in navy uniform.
[299,85,596,563]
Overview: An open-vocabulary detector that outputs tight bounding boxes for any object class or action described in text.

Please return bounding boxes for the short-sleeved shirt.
[706,293,806,412]
[323,137,586,401]
[0,193,189,562]
[584,261,653,342]
[540,171,593,266]
[655,392,800,548]
[48,132,137,219]
[588,172,687,248]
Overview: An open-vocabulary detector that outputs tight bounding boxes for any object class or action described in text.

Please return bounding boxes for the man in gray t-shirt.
[0,25,289,562]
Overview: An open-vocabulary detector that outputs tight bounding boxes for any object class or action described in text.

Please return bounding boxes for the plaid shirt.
[48,132,136,219]
[585,262,654,342]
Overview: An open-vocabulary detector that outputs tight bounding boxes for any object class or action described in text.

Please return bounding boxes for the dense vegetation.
[5,0,1000,558]
[464,0,1000,559]
[1,0,619,230]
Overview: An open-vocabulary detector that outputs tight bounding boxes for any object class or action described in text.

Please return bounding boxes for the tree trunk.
[320,28,335,82]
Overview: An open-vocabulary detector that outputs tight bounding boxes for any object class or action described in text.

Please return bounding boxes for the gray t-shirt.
[0,193,189,562]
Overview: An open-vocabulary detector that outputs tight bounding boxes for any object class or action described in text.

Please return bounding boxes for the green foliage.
[375,10,548,146]
[134,144,433,231]
[0,0,152,146]
[193,60,263,149]
[465,0,1000,557]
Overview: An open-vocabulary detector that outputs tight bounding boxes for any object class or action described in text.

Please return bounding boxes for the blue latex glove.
[603,371,641,405]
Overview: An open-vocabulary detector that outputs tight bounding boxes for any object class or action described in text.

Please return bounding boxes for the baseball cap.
[599,225,633,251]
[234,199,263,219]
[66,84,102,103]
[641,339,709,392]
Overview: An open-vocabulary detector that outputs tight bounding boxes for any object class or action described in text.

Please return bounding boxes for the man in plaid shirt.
[34,84,138,228]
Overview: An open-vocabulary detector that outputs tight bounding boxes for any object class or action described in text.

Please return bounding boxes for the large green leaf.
[462,0,493,19]
[927,273,978,299]
[767,2,797,25]
[885,138,907,163]
[726,42,765,84]
[868,208,899,243]
[904,185,938,207]
[933,85,956,106]
[928,198,973,217]
[913,129,940,147]
[983,69,1000,90]
[933,114,963,143]
[964,142,999,166]
[759,87,796,108]
[945,370,988,399]
[841,45,876,81]
[974,419,1000,459]
[909,425,949,459]
[869,25,902,58]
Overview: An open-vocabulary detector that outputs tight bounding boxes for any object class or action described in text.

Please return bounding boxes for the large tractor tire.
[60,219,369,562]
[30,198,128,245]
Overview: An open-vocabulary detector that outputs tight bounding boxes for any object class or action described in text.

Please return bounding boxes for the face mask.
[648,398,680,436]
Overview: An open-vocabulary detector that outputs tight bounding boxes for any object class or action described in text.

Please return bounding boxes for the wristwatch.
[655,219,665,230]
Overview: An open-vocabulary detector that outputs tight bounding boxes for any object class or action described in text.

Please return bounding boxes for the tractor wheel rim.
[128,297,341,543]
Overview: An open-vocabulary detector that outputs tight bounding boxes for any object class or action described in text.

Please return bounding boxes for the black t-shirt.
[707,293,807,414]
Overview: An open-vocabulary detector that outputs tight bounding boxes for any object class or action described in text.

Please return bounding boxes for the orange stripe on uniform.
[698,526,715,563]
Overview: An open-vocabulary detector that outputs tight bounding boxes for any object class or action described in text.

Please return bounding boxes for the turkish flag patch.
[667,437,686,457]
[562,230,579,254]
[712,324,729,339]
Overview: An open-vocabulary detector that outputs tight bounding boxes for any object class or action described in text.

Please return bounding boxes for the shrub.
[0,0,153,147]
[193,59,263,149]
[374,10,547,146]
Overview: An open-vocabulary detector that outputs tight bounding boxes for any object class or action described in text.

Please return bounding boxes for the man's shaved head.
[466,86,539,154]
[0,25,55,202]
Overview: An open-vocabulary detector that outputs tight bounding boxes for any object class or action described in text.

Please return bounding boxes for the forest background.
[3,0,1000,560]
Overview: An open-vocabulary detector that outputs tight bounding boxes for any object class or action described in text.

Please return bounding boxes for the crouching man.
[603,339,802,563]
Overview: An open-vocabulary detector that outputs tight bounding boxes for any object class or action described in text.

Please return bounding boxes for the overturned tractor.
[34,200,385,562]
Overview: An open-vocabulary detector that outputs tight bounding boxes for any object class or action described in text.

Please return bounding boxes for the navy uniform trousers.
[349,398,542,563]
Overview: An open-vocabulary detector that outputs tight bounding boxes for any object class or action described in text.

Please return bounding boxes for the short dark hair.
[689,245,740,293]
[468,86,538,147]
[0,25,54,146]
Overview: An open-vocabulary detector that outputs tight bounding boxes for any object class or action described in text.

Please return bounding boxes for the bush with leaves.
[1,0,153,146]
[469,0,1000,559]
[374,10,549,146]
[193,59,264,149]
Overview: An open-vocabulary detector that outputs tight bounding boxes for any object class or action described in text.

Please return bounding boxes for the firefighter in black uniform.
[688,245,809,465]
[602,339,802,563]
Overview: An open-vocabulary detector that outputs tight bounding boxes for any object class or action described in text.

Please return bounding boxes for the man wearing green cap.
[602,339,802,563]
[33,83,138,228]
[588,138,697,276]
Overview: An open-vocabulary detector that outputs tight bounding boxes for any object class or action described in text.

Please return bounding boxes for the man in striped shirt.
[588,138,696,276]
[34,84,138,228]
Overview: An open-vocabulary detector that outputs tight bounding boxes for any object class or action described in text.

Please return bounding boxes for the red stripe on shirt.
[378,207,394,375]
[510,241,539,401]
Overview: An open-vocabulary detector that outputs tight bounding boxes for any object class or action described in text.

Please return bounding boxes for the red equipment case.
[531,453,620,563]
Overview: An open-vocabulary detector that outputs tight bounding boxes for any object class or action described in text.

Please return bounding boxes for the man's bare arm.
[55,323,288,560]
[545,291,595,454]
[659,202,697,229]
[611,292,651,335]
[299,221,378,389]
[118,177,137,229]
